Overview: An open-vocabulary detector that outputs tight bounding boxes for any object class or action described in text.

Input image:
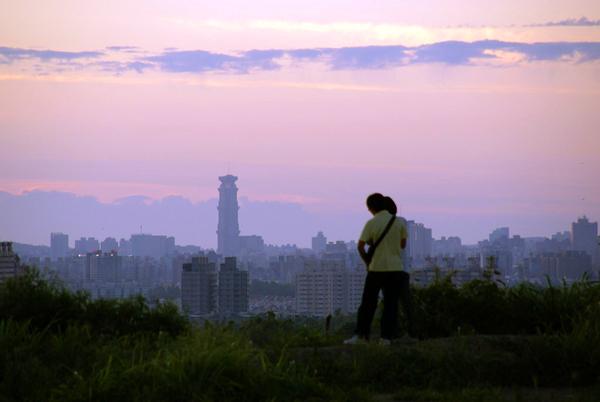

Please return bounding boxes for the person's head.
[366,193,386,214]
[384,196,397,215]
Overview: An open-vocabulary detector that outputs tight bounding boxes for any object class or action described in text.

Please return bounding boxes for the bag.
[364,216,396,264]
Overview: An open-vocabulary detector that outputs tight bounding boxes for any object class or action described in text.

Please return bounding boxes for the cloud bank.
[525,16,600,27]
[142,40,600,73]
[0,47,104,64]
[2,41,600,77]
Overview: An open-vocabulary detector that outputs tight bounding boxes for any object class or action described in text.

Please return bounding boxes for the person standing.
[383,196,418,343]
[344,193,418,345]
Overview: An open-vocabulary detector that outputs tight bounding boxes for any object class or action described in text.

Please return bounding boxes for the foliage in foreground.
[0,267,189,338]
[0,319,339,402]
[403,267,600,339]
[1,267,600,401]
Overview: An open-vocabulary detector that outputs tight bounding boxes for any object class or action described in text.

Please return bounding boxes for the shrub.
[401,270,600,339]
[0,266,190,338]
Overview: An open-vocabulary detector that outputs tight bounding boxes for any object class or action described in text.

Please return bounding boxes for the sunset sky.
[1,1,599,247]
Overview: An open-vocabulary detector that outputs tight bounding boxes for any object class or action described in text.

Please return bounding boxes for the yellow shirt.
[359,210,408,272]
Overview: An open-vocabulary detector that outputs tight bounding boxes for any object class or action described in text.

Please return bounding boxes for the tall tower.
[217,175,240,256]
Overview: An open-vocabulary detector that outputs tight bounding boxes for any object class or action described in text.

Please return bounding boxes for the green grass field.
[1,267,599,401]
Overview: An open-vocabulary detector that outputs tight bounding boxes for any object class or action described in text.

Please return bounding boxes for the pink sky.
[1,1,599,245]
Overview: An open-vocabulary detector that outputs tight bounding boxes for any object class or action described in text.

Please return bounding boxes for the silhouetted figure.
[344,193,418,346]
[383,196,418,343]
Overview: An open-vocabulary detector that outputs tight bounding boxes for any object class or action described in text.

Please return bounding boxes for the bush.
[402,269,600,339]
[0,266,190,338]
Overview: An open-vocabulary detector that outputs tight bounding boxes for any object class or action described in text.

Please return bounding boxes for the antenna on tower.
[140,225,142,234]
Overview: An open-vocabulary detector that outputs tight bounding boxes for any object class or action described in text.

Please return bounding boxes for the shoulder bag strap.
[369,215,396,256]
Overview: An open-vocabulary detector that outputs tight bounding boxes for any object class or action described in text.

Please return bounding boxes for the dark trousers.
[356,271,418,340]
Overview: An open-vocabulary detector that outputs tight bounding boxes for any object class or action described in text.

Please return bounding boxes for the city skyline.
[0,182,597,248]
[1,1,599,247]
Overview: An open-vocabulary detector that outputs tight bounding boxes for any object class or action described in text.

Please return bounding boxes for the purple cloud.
[0,47,104,63]
[143,49,284,74]
[93,61,154,74]
[525,16,600,27]
[2,42,600,76]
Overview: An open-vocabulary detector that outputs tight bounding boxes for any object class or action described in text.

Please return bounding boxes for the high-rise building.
[130,234,175,259]
[539,251,593,280]
[74,237,100,254]
[118,238,131,256]
[552,231,571,242]
[181,257,218,315]
[295,259,366,315]
[239,235,264,252]
[84,250,123,281]
[218,257,248,314]
[0,242,20,282]
[406,221,432,260]
[312,231,327,255]
[480,249,513,278]
[101,237,119,253]
[489,227,509,243]
[432,236,462,256]
[523,255,542,278]
[217,175,240,256]
[51,232,69,261]
[571,216,598,263]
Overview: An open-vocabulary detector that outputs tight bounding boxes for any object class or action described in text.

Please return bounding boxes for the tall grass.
[0,268,366,401]
[0,318,335,401]
[2,266,600,400]
[405,269,600,338]
[0,267,189,338]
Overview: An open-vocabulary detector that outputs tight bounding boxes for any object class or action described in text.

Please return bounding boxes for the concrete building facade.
[218,257,249,314]
[406,221,433,260]
[130,234,175,259]
[481,249,513,278]
[239,235,264,253]
[489,227,510,243]
[101,237,119,254]
[74,237,100,255]
[84,250,123,281]
[181,257,218,315]
[311,231,327,255]
[51,232,69,261]
[0,242,20,282]
[295,259,366,315]
[539,250,593,280]
[571,216,598,264]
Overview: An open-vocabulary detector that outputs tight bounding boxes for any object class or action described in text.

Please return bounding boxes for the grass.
[1,266,600,401]
[404,267,600,338]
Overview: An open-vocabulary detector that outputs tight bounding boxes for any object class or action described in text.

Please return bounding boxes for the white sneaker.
[396,334,419,344]
[378,338,391,346]
[343,335,367,345]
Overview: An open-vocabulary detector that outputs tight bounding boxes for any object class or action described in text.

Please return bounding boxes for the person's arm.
[401,238,407,249]
[357,240,370,270]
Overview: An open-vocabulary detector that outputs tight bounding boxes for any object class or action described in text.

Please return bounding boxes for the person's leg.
[355,272,383,340]
[398,271,419,338]
[380,271,401,340]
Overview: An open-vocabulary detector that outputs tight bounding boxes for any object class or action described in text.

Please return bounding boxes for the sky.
[1,1,599,248]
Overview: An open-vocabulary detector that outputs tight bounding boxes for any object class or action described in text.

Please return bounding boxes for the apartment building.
[181,256,217,315]
[295,259,366,315]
